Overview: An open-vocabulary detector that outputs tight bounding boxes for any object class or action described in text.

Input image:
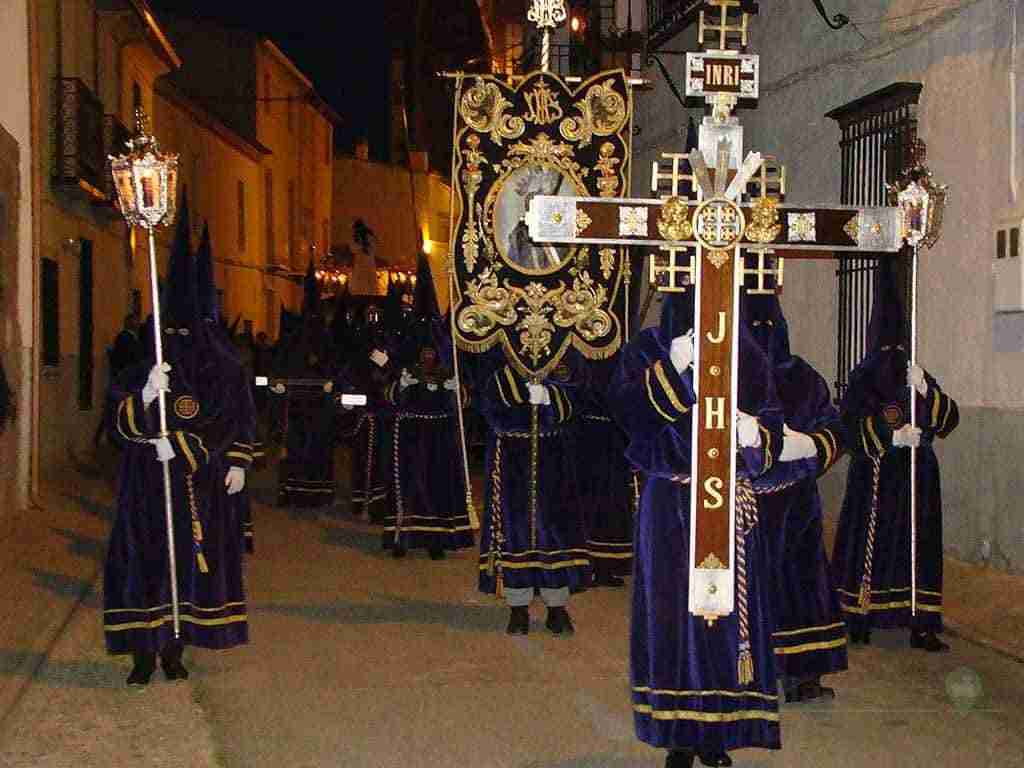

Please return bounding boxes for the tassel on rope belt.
[668,473,760,687]
[184,474,209,574]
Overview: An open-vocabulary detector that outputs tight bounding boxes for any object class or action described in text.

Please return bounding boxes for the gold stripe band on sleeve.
[645,368,676,423]
[653,360,689,415]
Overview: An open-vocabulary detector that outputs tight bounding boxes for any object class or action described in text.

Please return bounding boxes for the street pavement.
[0,459,1022,767]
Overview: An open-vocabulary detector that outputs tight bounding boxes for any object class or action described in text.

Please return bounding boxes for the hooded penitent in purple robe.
[104,199,250,654]
[742,271,848,698]
[832,259,958,638]
[344,303,398,520]
[475,347,591,595]
[195,224,259,553]
[272,262,339,508]
[609,287,786,756]
[577,355,635,582]
[381,256,474,555]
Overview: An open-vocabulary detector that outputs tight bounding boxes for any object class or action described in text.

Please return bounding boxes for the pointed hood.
[162,193,198,330]
[740,254,790,365]
[195,223,217,322]
[845,257,910,409]
[330,289,351,356]
[866,257,906,353]
[302,260,321,319]
[658,287,696,340]
[398,257,444,369]
[279,303,300,339]
[412,254,440,321]
[737,320,777,415]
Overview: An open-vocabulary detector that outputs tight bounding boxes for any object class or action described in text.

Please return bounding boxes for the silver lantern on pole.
[110,108,183,638]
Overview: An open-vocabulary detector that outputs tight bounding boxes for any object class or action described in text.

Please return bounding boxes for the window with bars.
[825,82,920,401]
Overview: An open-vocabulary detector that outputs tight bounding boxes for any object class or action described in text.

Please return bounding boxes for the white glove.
[142,362,171,406]
[323,381,334,394]
[736,410,761,449]
[527,383,551,405]
[270,382,286,395]
[334,394,354,411]
[907,364,927,396]
[443,377,458,391]
[225,466,246,495]
[150,436,175,462]
[670,330,695,374]
[892,424,922,448]
[370,349,389,368]
[427,382,438,391]
[399,369,419,390]
[779,424,817,461]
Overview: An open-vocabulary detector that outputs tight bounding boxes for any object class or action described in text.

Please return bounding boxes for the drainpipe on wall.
[1011,0,1019,206]
[26,0,42,511]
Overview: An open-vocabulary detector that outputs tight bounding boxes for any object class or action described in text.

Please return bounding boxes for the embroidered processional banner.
[449,69,633,379]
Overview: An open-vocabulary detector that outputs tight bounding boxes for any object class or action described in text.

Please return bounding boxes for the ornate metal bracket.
[810,0,849,30]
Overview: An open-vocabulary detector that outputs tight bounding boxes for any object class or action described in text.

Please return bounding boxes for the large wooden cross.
[526,0,910,622]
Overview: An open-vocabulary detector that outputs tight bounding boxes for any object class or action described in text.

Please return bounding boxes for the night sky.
[150,1,393,158]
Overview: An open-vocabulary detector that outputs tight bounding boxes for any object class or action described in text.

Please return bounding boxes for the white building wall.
[632,1,1024,572]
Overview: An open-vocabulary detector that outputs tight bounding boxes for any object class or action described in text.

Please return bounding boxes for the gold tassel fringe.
[738,649,754,686]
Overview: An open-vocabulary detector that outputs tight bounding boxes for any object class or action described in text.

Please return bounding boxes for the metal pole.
[147,227,181,639]
[444,74,478,530]
[909,244,919,617]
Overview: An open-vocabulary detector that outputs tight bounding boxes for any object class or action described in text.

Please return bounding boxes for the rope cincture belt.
[670,473,759,687]
[185,473,209,574]
[860,456,883,610]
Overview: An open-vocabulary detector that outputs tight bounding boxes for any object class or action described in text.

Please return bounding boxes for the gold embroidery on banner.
[595,142,621,197]
[459,78,526,145]
[524,79,564,126]
[559,78,628,148]
[460,134,488,272]
[598,248,616,280]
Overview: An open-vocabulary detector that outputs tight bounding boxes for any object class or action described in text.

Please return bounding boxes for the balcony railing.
[646,0,704,52]
[54,78,105,199]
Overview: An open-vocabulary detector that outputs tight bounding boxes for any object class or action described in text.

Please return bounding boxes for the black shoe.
[910,630,949,652]
[697,753,732,768]
[545,606,575,636]
[428,546,446,561]
[665,751,695,768]
[849,627,872,645]
[785,679,836,703]
[391,544,407,559]
[160,642,189,682]
[127,652,156,687]
[593,573,625,588]
[506,606,529,635]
